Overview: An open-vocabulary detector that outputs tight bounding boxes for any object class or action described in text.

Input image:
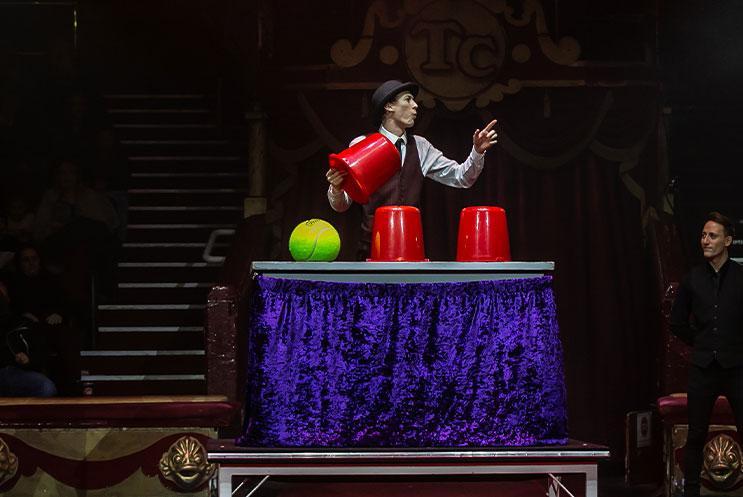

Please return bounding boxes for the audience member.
[0,281,57,397]
[8,244,67,325]
[6,245,78,395]
[34,159,120,298]
[34,158,119,241]
[1,194,35,244]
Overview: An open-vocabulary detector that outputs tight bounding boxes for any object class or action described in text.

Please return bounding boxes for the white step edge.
[129,206,242,211]
[129,156,240,161]
[97,304,206,310]
[118,282,211,288]
[98,326,203,332]
[131,173,247,178]
[118,262,214,267]
[122,243,227,248]
[80,374,205,381]
[104,94,207,99]
[108,109,209,113]
[128,189,246,193]
[127,223,234,229]
[81,350,205,357]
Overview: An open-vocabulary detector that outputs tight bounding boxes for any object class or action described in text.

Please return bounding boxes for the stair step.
[108,109,213,125]
[128,156,243,174]
[129,173,248,189]
[121,139,238,156]
[128,189,247,206]
[97,309,204,327]
[80,350,205,375]
[122,243,229,262]
[126,224,235,242]
[116,262,220,282]
[114,124,222,140]
[95,329,203,349]
[128,206,242,224]
[81,379,206,396]
[115,283,211,304]
[104,94,210,110]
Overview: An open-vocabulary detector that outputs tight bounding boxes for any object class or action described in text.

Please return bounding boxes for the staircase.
[79,93,245,395]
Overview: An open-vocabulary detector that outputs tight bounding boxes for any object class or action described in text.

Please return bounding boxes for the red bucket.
[328,133,400,205]
[456,206,511,262]
[369,205,427,262]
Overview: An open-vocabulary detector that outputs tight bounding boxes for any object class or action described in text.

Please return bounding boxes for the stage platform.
[208,439,609,497]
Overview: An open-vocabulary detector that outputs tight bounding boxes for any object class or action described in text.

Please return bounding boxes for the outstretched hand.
[326,168,347,193]
[473,119,498,154]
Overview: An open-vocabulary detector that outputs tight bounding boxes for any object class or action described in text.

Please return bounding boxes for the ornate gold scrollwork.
[0,437,18,487]
[702,433,743,490]
[159,436,215,491]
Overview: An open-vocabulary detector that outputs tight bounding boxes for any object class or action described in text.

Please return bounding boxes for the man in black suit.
[671,211,743,497]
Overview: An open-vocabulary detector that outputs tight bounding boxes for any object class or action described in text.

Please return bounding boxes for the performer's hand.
[326,168,347,192]
[473,119,498,154]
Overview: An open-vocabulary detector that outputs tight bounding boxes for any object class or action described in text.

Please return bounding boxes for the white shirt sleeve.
[327,185,352,212]
[414,135,485,188]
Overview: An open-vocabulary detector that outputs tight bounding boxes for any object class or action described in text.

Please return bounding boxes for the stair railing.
[203,229,236,263]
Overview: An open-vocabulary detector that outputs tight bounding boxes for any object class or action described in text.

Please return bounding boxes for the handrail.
[203,229,235,263]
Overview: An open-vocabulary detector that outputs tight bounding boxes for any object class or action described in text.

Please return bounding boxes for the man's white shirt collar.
[379,125,407,145]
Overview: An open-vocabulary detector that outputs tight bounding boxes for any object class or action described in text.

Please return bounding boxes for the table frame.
[209,444,609,497]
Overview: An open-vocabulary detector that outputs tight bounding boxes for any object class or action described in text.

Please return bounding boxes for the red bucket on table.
[369,205,427,261]
[328,133,400,205]
[456,206,511,262]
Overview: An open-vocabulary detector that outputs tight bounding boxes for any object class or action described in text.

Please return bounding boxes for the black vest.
[357,135,424,258]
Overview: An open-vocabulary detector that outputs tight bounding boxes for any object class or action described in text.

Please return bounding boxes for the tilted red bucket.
[456,206,511,262]
[328,133,400,205]
[369,205,427,262]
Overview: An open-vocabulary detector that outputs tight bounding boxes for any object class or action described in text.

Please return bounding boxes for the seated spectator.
[0,282,57,397]
[6,245,78,395]
[34,159,118,242]
[1,194,35,244]
[8,244,67,325]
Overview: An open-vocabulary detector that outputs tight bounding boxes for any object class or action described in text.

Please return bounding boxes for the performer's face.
[701,220,731,261]
[385,91,418,129]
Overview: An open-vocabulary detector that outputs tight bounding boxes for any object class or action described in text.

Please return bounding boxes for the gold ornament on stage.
[0,437,18,487]
[702,433,743,490]
[159,435,215,491]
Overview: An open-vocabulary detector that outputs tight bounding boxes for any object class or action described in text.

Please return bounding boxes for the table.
[239,261,567,448]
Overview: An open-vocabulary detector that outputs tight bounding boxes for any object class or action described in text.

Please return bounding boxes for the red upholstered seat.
[657,394,736,425]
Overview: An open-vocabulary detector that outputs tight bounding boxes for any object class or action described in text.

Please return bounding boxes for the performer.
[325,80,497,259]
[671,211,743,497]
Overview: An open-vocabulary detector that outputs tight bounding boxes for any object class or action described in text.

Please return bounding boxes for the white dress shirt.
[327,125,486,212]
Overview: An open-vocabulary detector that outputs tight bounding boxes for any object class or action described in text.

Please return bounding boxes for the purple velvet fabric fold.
[237,275,568,447]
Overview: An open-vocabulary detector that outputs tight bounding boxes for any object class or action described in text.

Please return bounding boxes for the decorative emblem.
[702,433,743,490]
[0,437,18,487]
[330,0,580,111]
[159,436,215,491]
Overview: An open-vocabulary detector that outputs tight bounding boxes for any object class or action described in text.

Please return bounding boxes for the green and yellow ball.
[289,219,341,261]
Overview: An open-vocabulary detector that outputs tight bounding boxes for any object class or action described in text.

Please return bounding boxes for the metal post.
[244,103,268,219]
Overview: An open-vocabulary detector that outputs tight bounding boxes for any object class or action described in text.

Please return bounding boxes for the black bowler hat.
[371,80,419,125]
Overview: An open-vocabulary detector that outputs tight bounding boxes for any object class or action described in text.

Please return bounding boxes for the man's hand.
[46,313,63,325]
[326,168,347,194]
[15,352,29,366]
[473,119,498,154]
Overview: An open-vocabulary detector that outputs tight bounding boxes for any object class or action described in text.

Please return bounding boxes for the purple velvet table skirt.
[237,275,568,447]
